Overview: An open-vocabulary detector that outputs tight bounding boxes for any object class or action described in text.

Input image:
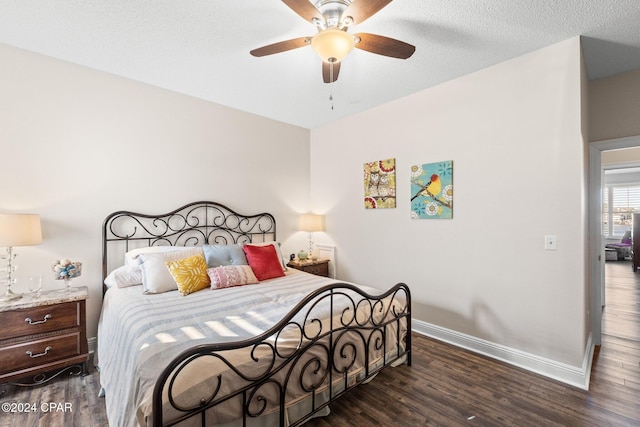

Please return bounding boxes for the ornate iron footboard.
[152,282,411,427]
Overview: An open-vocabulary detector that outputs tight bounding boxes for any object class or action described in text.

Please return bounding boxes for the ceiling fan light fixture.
[311,28,355,63]
[341,16,354,28]
[312,17,326,30]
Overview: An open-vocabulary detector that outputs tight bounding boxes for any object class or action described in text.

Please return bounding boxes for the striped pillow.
[165,254,211,296]
[207,265,259,290]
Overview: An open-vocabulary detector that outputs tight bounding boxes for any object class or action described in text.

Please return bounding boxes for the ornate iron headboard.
[102,201,276,289]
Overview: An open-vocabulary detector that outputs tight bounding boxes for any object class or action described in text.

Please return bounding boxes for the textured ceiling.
[1,1,639,129]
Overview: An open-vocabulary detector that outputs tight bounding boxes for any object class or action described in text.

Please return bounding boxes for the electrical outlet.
[544,235,557,250]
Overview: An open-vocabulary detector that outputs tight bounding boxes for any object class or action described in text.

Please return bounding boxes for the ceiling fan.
[250,0,415,83]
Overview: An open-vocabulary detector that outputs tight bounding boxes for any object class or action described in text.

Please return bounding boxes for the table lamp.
[0,213,42,302]
[298,214,325,260]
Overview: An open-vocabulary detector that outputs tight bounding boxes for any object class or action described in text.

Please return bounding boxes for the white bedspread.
[97,269,400,427]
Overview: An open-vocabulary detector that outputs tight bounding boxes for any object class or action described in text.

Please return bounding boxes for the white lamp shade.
[0,214,42,247]
[299,214,325,232]
[311,28,355,63]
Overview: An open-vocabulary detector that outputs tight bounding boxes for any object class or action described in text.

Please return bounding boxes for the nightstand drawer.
[0,332,82,374]
[0,287,88,385]
[0,301,79,341]
[287,259,330,277]
[305,264,328,276]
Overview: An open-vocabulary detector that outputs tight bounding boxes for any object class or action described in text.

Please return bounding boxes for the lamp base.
[0,289,23,302]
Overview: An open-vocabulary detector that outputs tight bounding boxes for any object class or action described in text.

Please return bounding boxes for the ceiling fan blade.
[281,0,323,23]
[342,0,393,25]
[250,37,311,57]
[354,33,415,59]
[322,61,341,84]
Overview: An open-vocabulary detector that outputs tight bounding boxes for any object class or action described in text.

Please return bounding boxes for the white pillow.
[139,247,203,294]
[244,241,287,271]
[104,265,143,288]
[125,245,199,267]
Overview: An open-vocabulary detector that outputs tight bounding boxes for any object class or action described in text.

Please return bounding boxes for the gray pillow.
[202,244,248,268]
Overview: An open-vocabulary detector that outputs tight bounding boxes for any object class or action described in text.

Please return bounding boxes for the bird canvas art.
[410,161,453,219]
[364,158,396,209]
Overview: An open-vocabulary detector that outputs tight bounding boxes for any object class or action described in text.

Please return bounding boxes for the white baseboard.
[412,319,593,390]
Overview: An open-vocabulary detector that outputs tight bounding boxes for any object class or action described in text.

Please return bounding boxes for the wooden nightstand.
[287,259,330,277]
[0,286,89,386]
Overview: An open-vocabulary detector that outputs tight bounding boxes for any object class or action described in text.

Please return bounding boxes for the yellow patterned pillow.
[165,253,211,296]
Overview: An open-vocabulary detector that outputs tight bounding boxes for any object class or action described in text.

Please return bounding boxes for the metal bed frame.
[102,201,276,293]
[101,201,411,426]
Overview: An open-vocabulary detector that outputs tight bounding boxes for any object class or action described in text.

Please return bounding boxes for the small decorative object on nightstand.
[27,276,42,299]
[287,258,330,277]
[0,286,89,386]
[52,259,82,292]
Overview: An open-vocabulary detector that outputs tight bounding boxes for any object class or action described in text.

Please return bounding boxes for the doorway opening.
[589,136,640,346]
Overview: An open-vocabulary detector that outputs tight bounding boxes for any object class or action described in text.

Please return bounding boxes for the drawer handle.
[25,314,52,325]
[26,346,52,358]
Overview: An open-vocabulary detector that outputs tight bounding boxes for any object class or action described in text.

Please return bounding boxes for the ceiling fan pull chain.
[329,94,334,110]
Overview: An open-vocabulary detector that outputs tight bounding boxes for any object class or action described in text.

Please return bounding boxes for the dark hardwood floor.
[1,260,638,426]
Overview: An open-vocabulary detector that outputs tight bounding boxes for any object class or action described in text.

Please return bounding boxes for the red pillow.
[242,244,285,281]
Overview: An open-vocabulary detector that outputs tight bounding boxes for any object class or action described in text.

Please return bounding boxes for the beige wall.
[0,43,311,340]
[589,68,640,142]
[602,146,640,164]
[580,43,591,359]
[0,37,598,387]
[310,38,588,373]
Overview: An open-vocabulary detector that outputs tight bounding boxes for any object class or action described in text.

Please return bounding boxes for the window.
[602,184,640,237]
